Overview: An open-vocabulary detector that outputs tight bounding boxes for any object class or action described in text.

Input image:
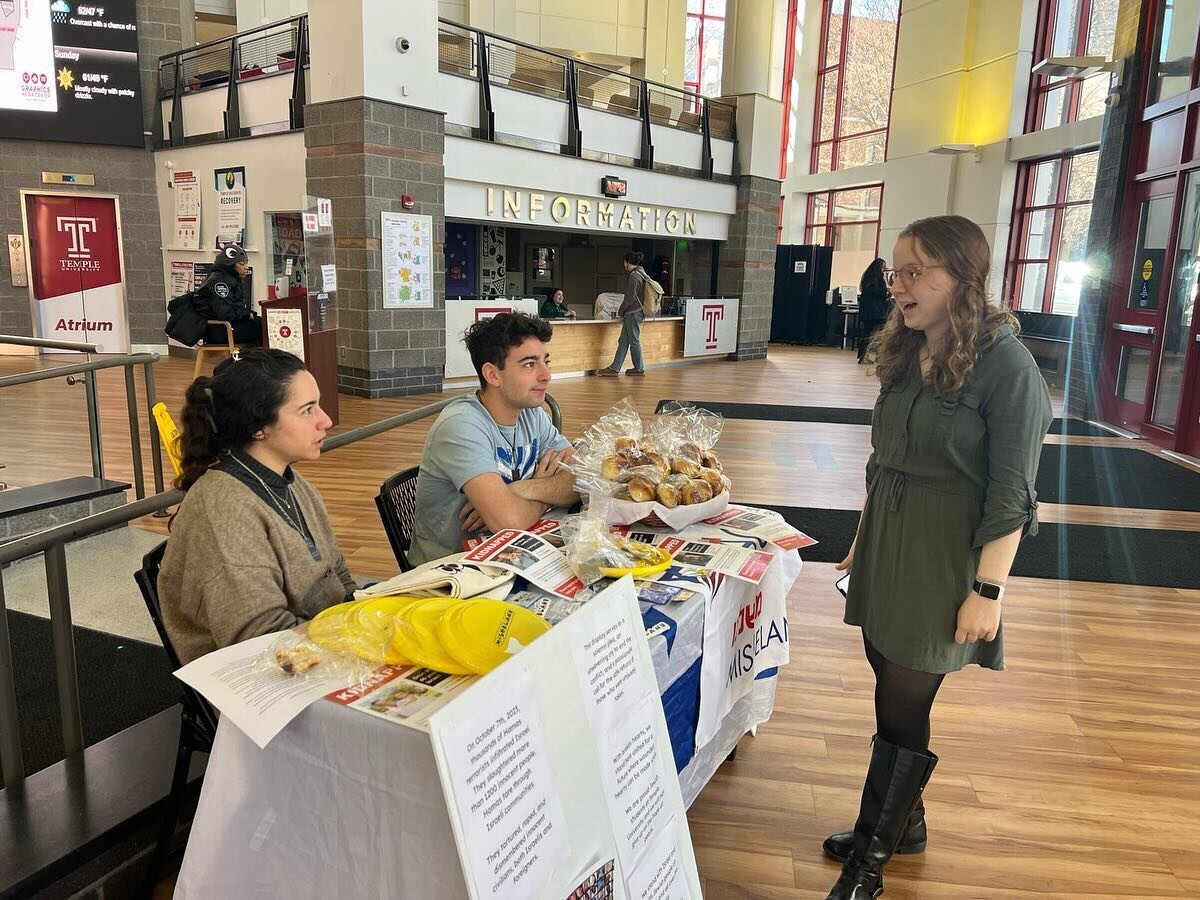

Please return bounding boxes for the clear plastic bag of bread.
[561,503,668,585]
[259,628,374,685]
[567,398,730,505]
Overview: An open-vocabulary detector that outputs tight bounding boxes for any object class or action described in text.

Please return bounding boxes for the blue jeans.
[611,310,644,371]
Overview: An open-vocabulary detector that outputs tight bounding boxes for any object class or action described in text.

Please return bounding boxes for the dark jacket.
[618,266,649,317]
[858,276,890,322]
[194,268,253,322]
[540,297,569,319]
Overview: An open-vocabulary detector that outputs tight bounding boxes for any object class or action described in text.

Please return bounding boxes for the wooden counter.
[445,317,689,386]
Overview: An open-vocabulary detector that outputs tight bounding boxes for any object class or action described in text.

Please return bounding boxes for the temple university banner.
[24,192,128,353]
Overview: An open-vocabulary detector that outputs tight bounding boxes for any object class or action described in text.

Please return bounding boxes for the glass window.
[807,184,883,252]
[1153,172,1200,429]
[1027,0,1119,132]
[810,0,901,174]
[1149,0,1200,105]
[683,0,726,98]
[1126,194,1174,311]
[1116,346,1151,403]
[1006,150,1099,315]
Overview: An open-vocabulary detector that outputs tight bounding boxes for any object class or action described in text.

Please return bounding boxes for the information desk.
[176,517,801,898]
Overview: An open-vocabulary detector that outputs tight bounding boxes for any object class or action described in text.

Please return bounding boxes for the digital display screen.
[0,0,143,147]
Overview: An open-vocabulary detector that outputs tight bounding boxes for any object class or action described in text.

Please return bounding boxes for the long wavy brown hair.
[866,215,1017,394]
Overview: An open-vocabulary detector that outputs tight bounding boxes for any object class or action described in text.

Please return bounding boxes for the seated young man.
[409,312,578,565]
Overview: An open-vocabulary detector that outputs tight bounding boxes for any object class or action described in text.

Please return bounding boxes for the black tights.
[864,636,945,752]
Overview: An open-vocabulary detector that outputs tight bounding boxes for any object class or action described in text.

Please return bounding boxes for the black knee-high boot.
[824,737,938,900]
[822,737,927,862]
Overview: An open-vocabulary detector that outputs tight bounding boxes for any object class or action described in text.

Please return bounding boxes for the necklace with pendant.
[230,454,305,534]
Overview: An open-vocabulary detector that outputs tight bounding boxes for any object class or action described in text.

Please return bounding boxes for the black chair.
[375,465,421,572]
[134,541,218,899]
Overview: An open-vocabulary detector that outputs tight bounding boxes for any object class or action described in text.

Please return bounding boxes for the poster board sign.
[169,260,193,297]
[23,191,128,353]
[7,234,27,287]
[683,298,739,357]
[265,306,305,361]
[172,170,200,250]
[445,298,539,378]
[428,578,701,900]
[381,211,434,308]
[214,166,247,247]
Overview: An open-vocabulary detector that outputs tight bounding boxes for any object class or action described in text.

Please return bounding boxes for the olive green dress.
[846,326,1052,674]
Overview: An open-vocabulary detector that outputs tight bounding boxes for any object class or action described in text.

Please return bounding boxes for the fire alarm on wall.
[401,194,415,210]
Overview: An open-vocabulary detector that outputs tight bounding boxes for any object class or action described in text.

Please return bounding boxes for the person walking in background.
[595,251,649,377]
[857,257,891,363]
[539,288,577,319]
[824,216,1052,899]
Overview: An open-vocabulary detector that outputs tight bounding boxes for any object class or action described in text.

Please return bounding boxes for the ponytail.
[172,348,307,494]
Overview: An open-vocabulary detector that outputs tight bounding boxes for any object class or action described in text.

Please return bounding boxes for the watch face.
[977,581,1001,600]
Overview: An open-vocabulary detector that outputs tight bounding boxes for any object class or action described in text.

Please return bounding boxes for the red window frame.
[1005,151,1098,314]
[684,0,726,100]
[810,0,902,175]
[1025,0,1117,132]
[804,183,884,255]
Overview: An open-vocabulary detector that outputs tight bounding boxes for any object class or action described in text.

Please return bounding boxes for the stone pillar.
[304,0,447,397]
[718,174,781,360]
[304,100,446,397]
[1067,0,1150,419]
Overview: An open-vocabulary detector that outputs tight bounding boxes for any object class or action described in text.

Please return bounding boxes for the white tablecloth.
[177,539,801,898]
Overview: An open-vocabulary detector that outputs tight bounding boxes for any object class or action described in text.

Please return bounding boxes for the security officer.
[195,244,260,345]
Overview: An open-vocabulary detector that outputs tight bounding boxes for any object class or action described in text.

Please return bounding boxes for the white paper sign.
[173,170,200,250]
[317,197,332,228]
[793,260,806,274]
[216,186,246,246]
[626,817,690,900]
[600,700,674,865]
[173,631,354,748]
[7,234,27,287]
[320,263,337,293]
[445,298,540,378]
[169,260,193,298]
[432,668,568,900]
[381,211,434,308]
[266,307,305,361]
[302,212,319,234]
[684,298,740,357]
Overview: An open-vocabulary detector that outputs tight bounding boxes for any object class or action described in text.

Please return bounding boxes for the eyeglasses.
[882,265,943,289]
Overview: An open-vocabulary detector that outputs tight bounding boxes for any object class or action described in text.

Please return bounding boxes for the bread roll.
[645,451,671,481]
[700,450,722,471]
[601,454,624,481]
[681,479,713,505]
[718,474,731,495]
[615,436,638,452]
[678,441,703,463]
[622,451,655,470]
[697,467,725,492]
[627,474,657,502]
[671,457,701,477]
[656,481,681,508]
[612,484,632,500]
[667,474,691,489]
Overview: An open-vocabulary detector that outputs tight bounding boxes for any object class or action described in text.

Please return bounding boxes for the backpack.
[164,291,208,347]
[640,271,664,317]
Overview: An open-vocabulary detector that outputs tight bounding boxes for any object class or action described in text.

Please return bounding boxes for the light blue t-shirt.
[409,394,572,565]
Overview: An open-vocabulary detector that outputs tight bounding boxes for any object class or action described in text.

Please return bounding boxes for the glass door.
[1100,178,1176,429]
[1156,170,1200,456]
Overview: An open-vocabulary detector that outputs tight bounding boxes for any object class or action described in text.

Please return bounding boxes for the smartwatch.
[973,579,1005,601]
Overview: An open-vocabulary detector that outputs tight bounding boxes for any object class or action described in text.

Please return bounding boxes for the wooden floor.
[3,345,1199,898]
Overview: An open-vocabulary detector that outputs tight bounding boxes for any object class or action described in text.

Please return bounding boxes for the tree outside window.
[1006,151,1098,315]
[811,0,901,174]
[1026,0,1119,131]
[684,0,726,103]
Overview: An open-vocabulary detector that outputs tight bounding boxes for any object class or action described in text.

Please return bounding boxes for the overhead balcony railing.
[437,18,736,179]
[155,14,309,148]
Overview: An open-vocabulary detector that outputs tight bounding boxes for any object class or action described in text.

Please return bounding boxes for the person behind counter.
[410,312,578,565]
[822,216,1051,899]
[857,257,891,363]
[595,251,650,377]
[539,288,577,320]
[194,244,261,346]
[158,348,356,664]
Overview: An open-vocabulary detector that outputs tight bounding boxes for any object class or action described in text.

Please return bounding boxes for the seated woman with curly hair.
[158,348,356,664]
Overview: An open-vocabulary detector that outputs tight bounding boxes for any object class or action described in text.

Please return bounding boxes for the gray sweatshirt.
[619,266,650,317]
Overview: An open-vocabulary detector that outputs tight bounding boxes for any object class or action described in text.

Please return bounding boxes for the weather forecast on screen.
[0,0,142,146]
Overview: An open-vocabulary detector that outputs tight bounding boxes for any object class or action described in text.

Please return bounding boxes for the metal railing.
[155,14,309,147]
[0,344,166,501]
[0,389,562,787]
[438,17,736,178]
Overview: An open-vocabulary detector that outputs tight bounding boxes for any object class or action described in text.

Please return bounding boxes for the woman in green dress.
[823,216,1052,900]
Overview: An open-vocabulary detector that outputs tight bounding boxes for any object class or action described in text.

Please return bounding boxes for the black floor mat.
[756,504,1200,589]
[659,400,1114,438]
[2,611,181,788]
[1035,445,1200,511]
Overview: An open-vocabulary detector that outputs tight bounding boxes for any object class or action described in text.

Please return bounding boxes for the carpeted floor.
[1035,445,1200,511]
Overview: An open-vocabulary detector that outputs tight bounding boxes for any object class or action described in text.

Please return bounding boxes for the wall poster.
[381,211,434,308]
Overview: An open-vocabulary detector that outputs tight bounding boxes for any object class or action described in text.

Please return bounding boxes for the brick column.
[718,174,780,361]
[1066,0,1149,418]
[304,98,447,397]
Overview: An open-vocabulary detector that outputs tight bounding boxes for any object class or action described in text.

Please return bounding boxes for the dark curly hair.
[463,312,553,388]
[173,348,307,493]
